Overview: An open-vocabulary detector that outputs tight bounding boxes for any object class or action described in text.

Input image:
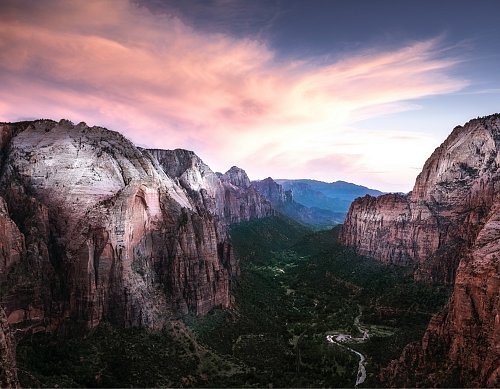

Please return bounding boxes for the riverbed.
[326,306,369,387]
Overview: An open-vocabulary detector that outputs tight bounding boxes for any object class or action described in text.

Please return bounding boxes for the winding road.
[326,306,369,387]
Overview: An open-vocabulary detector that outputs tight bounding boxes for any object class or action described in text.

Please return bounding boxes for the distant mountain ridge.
[276,179,384,213]
[251,177,342,228]
[252,178,383,228]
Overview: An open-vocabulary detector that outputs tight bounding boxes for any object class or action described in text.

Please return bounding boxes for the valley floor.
[16,216,450,387]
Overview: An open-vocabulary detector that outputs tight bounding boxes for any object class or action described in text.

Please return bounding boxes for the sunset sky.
[1,0,500,192]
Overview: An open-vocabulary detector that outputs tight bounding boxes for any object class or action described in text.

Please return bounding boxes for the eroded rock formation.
[340,114,500,387]
[381,200,499,387]
[0,196,20,385]
[253,177,289,205]
[0,119,272,334]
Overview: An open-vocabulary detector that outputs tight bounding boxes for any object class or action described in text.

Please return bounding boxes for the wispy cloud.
[0,0,467,191]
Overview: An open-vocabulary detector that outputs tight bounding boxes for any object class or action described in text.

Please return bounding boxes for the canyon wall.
[0,178,21,386]
[340,114,500,387]
[0,119,273,334]
[149,150,274,228]
[381,199,499,387]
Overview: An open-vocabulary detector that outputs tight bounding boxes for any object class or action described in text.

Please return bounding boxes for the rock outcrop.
[221,166,251,189]
[340,114,500,387]
[0,196,24,284]
[0,195,20,385]
[217,167,275,225]
[0,119,272,335]
[253,177,290,205]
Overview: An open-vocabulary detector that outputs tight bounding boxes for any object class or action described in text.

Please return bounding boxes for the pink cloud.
[0,0,467,191]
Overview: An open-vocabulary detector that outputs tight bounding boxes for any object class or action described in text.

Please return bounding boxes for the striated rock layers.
[381,199,499,387]
[340,114,500,387]
[0,119,273,335]
[253,177,292,205]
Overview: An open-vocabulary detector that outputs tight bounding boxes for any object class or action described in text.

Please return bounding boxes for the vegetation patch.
[188,217,450,387]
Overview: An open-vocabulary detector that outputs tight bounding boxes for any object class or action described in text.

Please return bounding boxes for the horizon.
[1,0,500,192]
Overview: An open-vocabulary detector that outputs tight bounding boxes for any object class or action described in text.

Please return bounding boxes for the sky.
[1,0,500,192]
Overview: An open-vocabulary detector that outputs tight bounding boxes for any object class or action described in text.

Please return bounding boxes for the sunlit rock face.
[220,166,251,189]
[150,150,274,229]
[0,119,272,334]
[340,114,500,387]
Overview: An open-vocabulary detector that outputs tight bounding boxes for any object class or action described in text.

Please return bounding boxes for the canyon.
[1,114,498,387]
[341,114,500,387]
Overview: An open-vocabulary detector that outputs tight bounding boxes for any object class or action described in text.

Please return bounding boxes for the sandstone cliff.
[340,114,500,387]
[217,167,275,224]
[0,119,272,335]
[253,177,290,204]
[381,199,499,387]
[0,193,21,386]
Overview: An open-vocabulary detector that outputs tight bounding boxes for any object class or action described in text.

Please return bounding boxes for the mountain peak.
[222,166,251,188]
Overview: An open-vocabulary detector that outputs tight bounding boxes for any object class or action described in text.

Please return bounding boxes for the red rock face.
[252,177,287,204]
[0,119,272,334]
[340,193,440,267]
[340,114,500,387]
[0,197,24,279]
